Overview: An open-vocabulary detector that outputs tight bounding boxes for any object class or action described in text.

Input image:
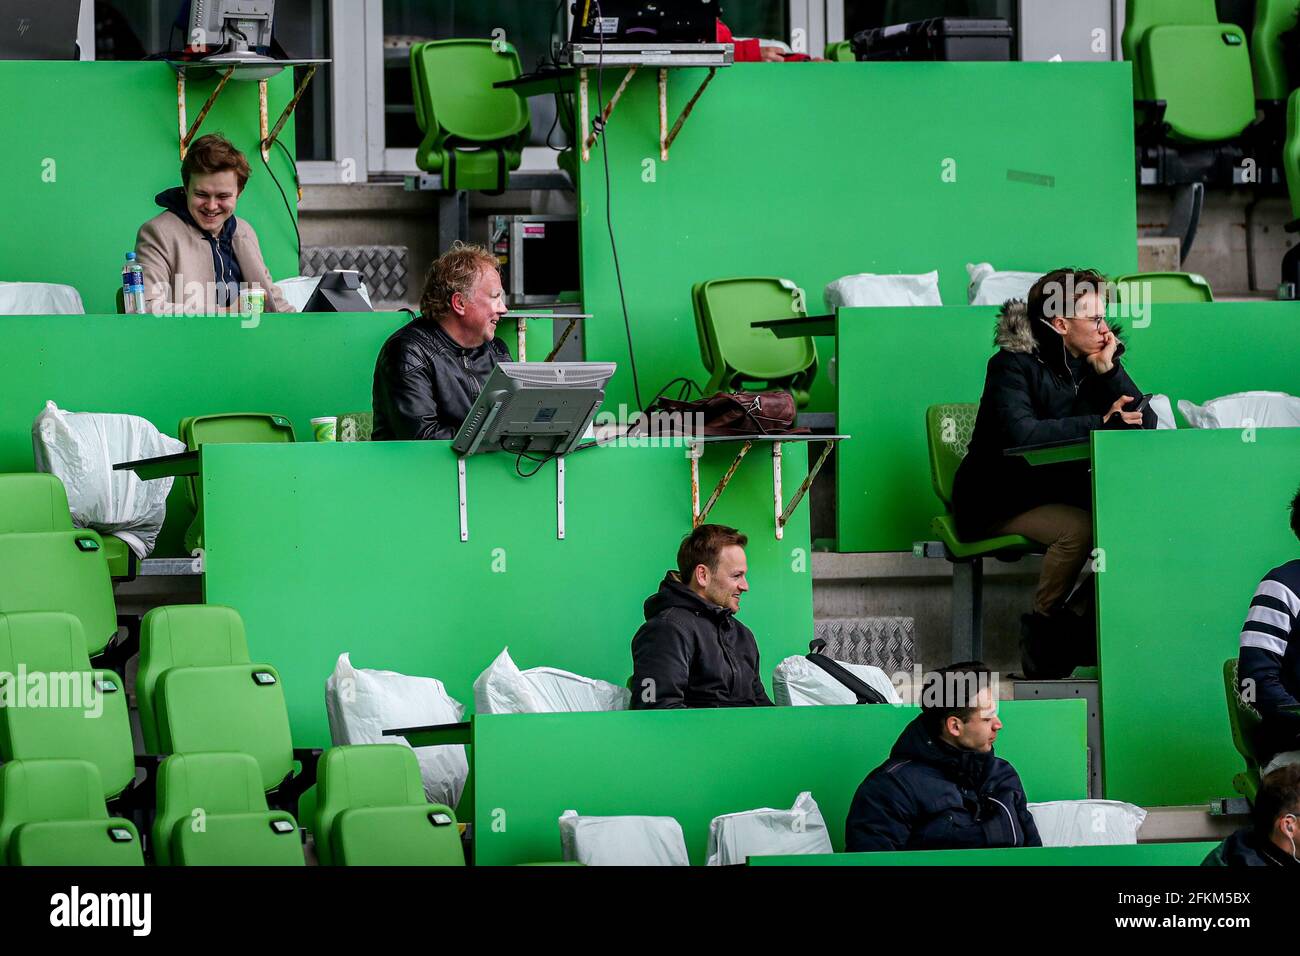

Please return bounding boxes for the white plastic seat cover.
[706,791,834,865]
[824,271,942,308]
[1178,391,1300,429]
[32,401,184,557]
[772,655,903,706]
[967,262,1043,306]
[474,647,630,714]
[558,811,689,866]
[0,282,85,315]
[1027,800,1148,847]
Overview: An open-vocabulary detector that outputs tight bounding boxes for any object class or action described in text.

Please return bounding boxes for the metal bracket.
[259,65,317,162]
[503,312,593,362]
[457,457,469,542]
[178,66,237,160]
[556,456,566,540]
[577,62,721,163]
[777,439,835,538]
[693,441,752,527]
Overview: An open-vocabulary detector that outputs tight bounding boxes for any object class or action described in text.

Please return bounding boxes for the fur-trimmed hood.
[994,299,1127,371]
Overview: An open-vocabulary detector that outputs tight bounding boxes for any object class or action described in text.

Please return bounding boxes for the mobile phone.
[1125,394,1150,413]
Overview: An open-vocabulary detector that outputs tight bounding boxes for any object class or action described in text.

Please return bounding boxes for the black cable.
[514,449,560,478]
[592,0,645,411]
[646,376,703,409]
[260,139,301,266]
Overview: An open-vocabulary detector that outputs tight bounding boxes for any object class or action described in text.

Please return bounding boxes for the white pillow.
[1177,391,1300,429]
[824,271,942,308]
[706,791,834,865]
[558,811,689,866]
[967,262,1043,306]
[1027,800,1147,847]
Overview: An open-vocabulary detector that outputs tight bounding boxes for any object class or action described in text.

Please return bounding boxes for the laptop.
[569,0,718,45]
[0,0,82,60]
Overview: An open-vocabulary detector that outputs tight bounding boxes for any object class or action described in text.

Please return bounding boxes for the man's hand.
[1104,395,1144,427]
[1086,330,1118,374]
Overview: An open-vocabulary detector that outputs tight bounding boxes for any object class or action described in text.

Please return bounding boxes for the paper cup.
[311,416,338,442]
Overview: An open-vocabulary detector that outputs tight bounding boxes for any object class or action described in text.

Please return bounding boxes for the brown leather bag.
[644,391,807,437]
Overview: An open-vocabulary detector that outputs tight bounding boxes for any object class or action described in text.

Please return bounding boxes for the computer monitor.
[0,0,81,60]
[301,271,372,313]
[189,0,275,55]
[453,362,616,458]
[569,0,719,44]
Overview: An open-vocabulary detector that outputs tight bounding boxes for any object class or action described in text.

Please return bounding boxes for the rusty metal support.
[261,65,318,161]
[583,66,638,153]
[516,318,528,363]
[544,318,581,363]
[778,440,835,533]
[179,66,237,160]
[663,67,718,158]
[772,442,784,540]
[696,441,752,527]
[658,69,668,160]
[579,68,590,162]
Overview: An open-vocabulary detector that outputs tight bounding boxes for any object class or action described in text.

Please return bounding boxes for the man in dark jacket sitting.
[1203,765,1299,867]
[630,524,773,709]
[372,241,510,440]
[952,268,1156,677]
[844,662,1041,852]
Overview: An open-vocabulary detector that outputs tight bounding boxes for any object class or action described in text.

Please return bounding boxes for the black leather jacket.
[371,316,512,441]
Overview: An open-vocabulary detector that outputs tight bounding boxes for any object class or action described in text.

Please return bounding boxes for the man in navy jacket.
[845,663,1041,852]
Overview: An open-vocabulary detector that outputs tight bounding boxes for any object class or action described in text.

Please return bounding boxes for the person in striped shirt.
[1238,485,1300,773]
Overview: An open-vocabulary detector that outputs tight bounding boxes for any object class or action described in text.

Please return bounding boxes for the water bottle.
[121,253,137,314]
[126,253,145,315]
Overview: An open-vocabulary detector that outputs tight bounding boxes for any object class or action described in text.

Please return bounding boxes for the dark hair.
[181,133,251,192]
[920,662,994,737]
[677,524,747,582]
[1026,267,1110,352]
[1290,484,1300,543]
[1254,764,1300,834]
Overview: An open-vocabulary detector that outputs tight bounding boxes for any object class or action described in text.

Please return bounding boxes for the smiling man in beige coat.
[134,133,293,315]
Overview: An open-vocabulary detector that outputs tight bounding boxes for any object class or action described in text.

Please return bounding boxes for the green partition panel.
[750,842,1219,865]
[201,440,816,748]
[0,62,299,311]
[472,699,1086,865]
[835,302,1300,552]
[578,63,1137,412]
[0,312,402,556]
[1094,428,1300,806]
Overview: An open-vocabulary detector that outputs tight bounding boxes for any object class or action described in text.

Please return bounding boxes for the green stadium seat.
[0,473,134,578]
[137,604,250,754]
[410,39,531,193]
[153,659,319,816]
[1113,271,1214,304]
[824,40,855,62]
[315,744,464,867]
[692,277,819,408]
[1250,0,1299,105]
[153,752,304,866]
[1124,0,1255,144]
[0,530,118,657]
[1223,658,1263,804]
[178,413,295,553]
[0,612,141,806]
[924,404,1040,660]
[0,759,143,866]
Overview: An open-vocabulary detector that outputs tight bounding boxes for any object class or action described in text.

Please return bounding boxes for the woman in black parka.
[953,268,1156,677]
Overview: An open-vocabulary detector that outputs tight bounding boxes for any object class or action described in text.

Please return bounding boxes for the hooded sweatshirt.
[951,299,1156,538]
[1202,826,1299,867]
[845,715,1042,852]
[629,572,773,710]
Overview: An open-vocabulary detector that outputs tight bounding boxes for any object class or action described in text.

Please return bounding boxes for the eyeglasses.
[1068,315,1107,332]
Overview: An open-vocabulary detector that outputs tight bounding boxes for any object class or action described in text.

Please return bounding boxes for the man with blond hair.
[372,241,511,440]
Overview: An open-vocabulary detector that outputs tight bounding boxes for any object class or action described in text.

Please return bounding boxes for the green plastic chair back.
[0,530,116,656]
[1224,658,1263,803]
[824,40,855,62]
[1122,0,1219,99]
[410,39,530,189]
[314,744,430,867]
[692,277,819,407]
[0,474,73,534]
[1286,90,1300,222]
[156,663,295,794]
[154,752,302,866]
[0,759,142,866]
[0,612,134,801]
[179,413,294,552]
[1113,271,1214,304]
[1140,23,1255,142]
[924,404,1036,560]
[1251,0,1300,101]
[137,605,251,755]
